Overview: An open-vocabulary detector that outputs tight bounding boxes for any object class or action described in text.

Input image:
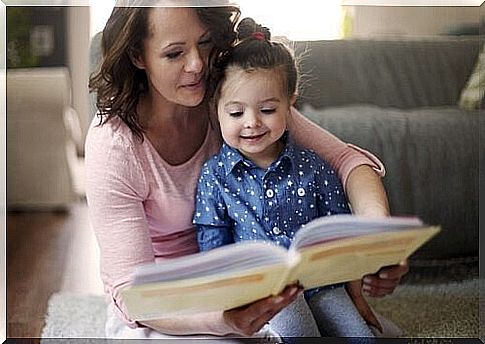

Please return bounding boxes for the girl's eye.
[229,111,243,118]
[261,108,276,114]
[165,51,182,60]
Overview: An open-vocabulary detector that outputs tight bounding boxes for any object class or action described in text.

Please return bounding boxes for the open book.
[121,215,440,320]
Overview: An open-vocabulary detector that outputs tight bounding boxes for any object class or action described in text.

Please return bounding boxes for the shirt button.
[266,189,274,198]
[297,187,306,196]
[272,226,281,235]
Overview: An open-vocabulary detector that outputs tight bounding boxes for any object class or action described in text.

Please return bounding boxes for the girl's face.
[133,7,212,107]
[217,67,295,168]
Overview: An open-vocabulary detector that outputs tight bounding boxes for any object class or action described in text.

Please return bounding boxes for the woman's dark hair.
[214,17,299,103]
[89,6,240,141]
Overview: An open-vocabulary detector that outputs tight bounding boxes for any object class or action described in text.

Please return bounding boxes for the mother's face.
[132,7,212,107]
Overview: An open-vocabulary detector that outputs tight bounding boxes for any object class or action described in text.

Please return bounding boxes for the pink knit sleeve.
[85,124,153,328]
[288,107,385,189]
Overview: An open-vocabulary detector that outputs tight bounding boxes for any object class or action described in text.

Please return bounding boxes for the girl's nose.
[185,49,204,74]
[244,112,261,128]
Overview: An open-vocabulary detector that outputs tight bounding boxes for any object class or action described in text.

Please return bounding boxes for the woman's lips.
[182,79,203,91]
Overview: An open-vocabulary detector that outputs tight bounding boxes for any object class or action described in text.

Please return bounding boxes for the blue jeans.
[269,284,374,338]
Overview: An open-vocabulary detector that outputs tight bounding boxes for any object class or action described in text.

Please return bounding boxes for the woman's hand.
[362,260,409,297]
[222,284,302,336]
[345,166,409,297]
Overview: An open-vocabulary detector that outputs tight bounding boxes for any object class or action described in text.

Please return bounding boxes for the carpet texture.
[41,292,107,338]
[41,279,480,338]
[368,279,480,338]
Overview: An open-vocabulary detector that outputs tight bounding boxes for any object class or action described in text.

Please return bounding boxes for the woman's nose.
[185,49,204,74]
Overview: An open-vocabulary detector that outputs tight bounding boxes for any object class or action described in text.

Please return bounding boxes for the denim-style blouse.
[193,137,351,251]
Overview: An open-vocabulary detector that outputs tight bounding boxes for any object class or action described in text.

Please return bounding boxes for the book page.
[133,241,288,284]
[291,214,424,250]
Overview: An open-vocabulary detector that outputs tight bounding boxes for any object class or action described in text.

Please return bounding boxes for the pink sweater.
[85,108,384,327]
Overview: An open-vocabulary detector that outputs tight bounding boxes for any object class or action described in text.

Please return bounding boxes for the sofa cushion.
[294,38,480,110]
[301,104,479,259]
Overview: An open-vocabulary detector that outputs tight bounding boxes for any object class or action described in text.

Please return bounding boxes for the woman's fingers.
[248,285,301,332]
[376,260,409,280]
[223,284,301,336]
[362,261,409,297]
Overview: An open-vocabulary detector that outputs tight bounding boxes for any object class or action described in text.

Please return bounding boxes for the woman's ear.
[289,93,297,106]
[129,49,146,70]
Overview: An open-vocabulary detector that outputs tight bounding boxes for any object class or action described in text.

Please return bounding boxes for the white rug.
[41,292,106,338]
[41,279,480,338]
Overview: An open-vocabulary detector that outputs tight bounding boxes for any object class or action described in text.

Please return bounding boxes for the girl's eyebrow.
[261,97,280,103]
[162,30,211,49]
[224,98,281,106]
[224,101,243,107]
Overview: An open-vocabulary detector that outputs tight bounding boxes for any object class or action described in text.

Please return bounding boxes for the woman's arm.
[346,164,409,298]
[85,124,301,336]
[85,126,155,328]
[289,109,408,298]
[288,107,385,189]
[346,165,390,217]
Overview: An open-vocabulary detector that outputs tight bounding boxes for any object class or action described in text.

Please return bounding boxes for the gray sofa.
[293,37,481,261]
[90,34,480,260]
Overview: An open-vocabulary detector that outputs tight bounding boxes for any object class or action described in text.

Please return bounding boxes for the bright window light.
[89,0,116,38]
[239,0,343,41]
[88,1,343,41]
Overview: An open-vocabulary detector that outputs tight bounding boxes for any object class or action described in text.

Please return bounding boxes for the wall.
[348,6,480,37]
[67,6,90,154]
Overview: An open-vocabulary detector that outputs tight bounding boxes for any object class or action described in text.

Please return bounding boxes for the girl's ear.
[289,93,297,106]
[129,49,146,70]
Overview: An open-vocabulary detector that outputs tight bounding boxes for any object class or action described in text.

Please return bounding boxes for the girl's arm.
[193,162,235,251]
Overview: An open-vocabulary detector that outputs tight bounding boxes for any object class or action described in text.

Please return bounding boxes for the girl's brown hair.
[89,5,240,141]
[213,17,299,106]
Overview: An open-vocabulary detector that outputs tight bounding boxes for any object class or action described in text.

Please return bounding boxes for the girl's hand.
[222,284,302,336]
[362,260,409,297]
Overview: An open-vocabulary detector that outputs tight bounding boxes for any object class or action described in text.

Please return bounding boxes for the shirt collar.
[221,131,298,176]
[220,143,252,176]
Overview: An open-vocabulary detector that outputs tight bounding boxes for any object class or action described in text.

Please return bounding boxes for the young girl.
[193,18,376,337]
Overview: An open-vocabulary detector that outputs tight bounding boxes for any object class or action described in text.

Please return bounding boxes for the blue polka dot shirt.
[193,135,351,251]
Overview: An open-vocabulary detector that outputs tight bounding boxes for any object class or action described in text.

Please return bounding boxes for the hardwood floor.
[7,201,103,338]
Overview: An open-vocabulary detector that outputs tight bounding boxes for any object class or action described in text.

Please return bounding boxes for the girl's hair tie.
[251,32,266,41]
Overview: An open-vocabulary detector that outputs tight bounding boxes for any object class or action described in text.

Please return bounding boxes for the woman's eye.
[165,51,182,60]
[199,38,212,46]
[261,108,276,114]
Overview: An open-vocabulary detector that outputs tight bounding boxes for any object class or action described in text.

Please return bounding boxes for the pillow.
[458,43,485,111]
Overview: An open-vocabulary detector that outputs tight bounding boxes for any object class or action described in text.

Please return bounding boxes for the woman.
[86,2,408,339]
